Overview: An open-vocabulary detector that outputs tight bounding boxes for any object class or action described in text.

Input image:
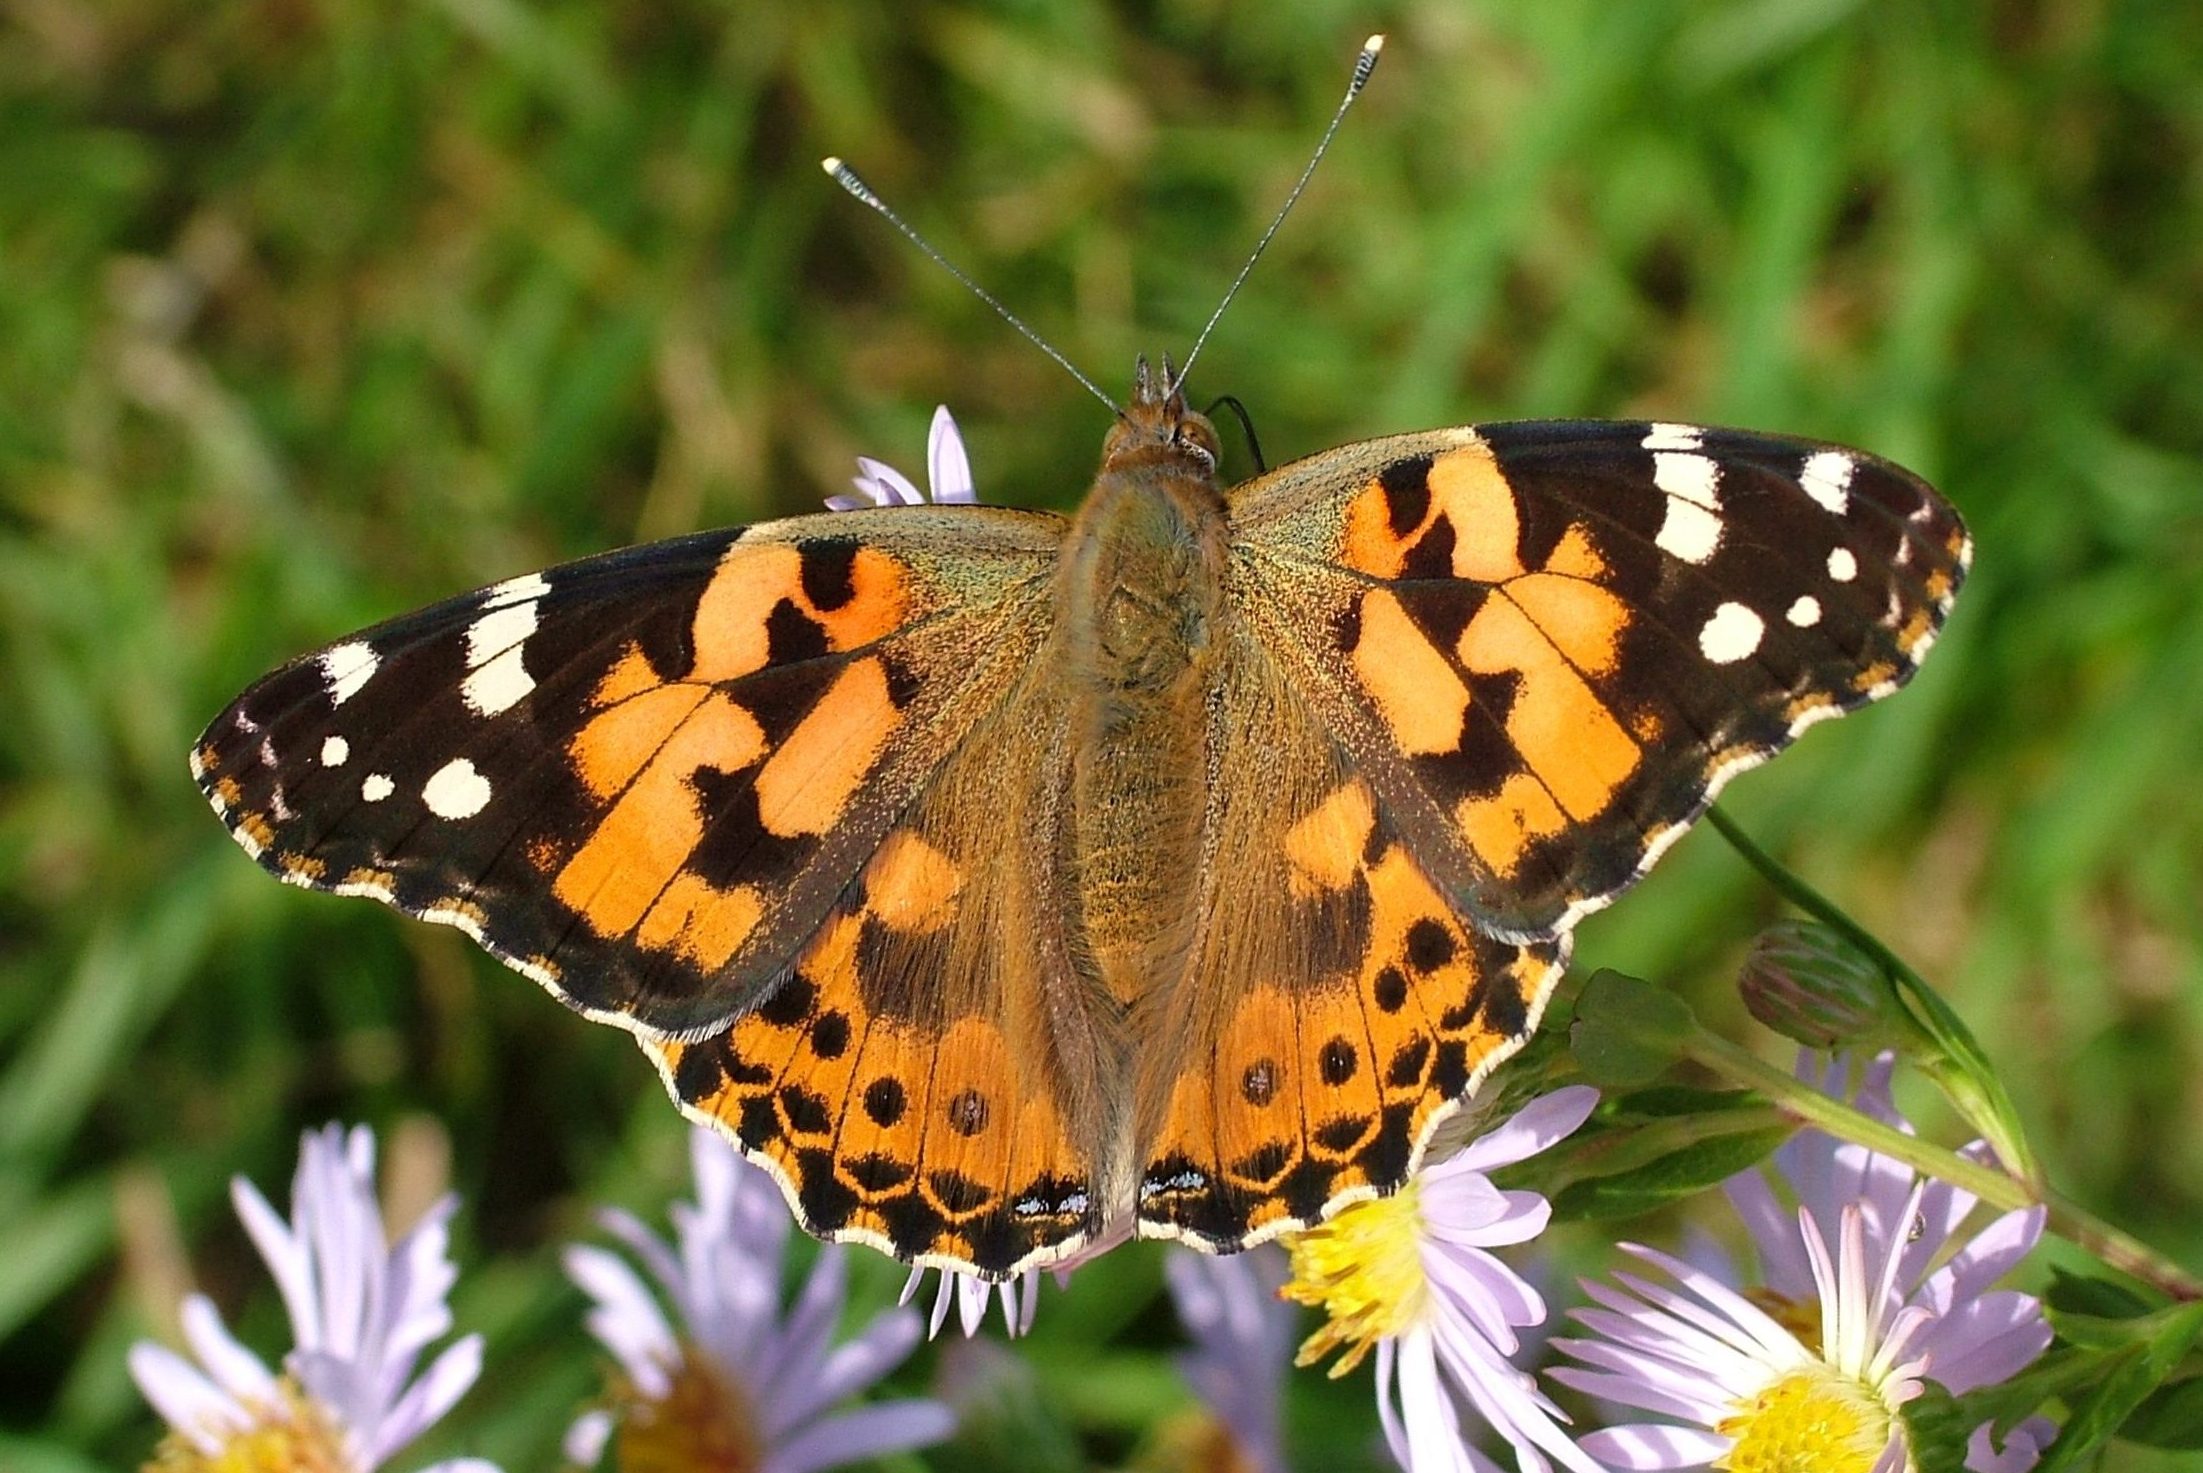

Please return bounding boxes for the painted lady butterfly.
[193,359,1965,1277]
[191,42,1967,1279]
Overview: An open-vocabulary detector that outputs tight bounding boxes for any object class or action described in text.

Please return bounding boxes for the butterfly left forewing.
[1228,420,1968,941]
[193,507,1065,1037]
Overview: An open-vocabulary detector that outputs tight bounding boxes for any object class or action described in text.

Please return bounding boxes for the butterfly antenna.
[1171,33,1385,395]
[822,157,1122,416]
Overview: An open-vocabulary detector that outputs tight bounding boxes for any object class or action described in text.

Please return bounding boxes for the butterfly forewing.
[193,507,1066,1036]
[1229,420,1968,941]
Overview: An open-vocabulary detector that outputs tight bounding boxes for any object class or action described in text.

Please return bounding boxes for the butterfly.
[192,352,1968,1278]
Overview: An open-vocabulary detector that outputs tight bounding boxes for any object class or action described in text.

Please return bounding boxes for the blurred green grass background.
[3,1,2199,1468]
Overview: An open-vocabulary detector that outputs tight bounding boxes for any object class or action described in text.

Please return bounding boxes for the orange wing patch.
[1341,442,1525,582]
[688,540,911,683]
[1327,439,1656,884]
[554,690,770,966]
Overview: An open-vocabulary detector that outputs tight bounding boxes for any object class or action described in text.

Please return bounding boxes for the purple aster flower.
[826,405,978,510]
[899,1264,1041,1341]
[1282,1085,1606,1473]
[897,1210,1136,1342]
[561,1125,954,1471]
[128,1123,495,1473]
[1550,1053,2053,1473]
[1164,1245,1297,1473]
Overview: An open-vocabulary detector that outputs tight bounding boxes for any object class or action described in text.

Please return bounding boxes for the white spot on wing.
[1787,596,1822,627]
[1643,423,1704,452]
[1788,701,1848,737]
[1800,452,1854,515]
[1699,602,1764,664]
[423,758,492,819]
[465,600,538,669]
[321,735,349,766]
[1654,452,1721,508]
[482,572,551,609]
[1827,547,1859,582]
[320,642,378,706]
[362,773,395,802]
[461,645,535,716]
[1656,497,1722,564]
[333,873,397,904]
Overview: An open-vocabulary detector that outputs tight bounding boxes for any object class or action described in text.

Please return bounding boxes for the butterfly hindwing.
[1131,617,1568,1251]
[646,664,1121,1276]
[193,507,1065,1036]
[1229,420,1969,941]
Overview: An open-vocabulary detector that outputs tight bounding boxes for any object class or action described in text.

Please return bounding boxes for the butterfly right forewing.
[1230,420,1968,942]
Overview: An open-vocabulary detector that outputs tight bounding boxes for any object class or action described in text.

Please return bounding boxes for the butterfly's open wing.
[646,662,1119,1277]
[1131,621,1566,1251]
[1227,420,1968,940]
[193,508,1065,1037]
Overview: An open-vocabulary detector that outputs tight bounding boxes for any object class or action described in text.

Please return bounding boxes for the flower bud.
[1738,919,1902,1050]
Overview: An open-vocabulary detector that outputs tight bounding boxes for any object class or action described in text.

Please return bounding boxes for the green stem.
[1703,806,1910,987]
[2043,1191,2203,1304]
[1684,1024,2203,1302]
[1682,1028,2024,1210]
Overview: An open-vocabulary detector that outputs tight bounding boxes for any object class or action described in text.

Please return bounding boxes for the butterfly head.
[1102,354,1221,479]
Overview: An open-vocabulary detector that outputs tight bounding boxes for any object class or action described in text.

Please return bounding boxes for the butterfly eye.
[1172,418,1222,471]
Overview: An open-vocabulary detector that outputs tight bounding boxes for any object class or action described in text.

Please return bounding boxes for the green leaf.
[1602,1084,1762,1119]
[1550,1125,1794,1221]
[1899,1381,1976,1473]
[2036,1301,2203,1471]
[1947,1347,2094,1447]
[2045,1268,2159,1321]
[1568,970,1694,1087]
[2118,1377,2203,1450]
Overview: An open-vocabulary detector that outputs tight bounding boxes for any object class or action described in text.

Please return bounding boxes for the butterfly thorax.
[1058,368,1230,1005]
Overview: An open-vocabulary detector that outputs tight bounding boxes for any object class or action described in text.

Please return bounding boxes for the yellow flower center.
[1280,1182,1427,1376]
[606,1344,764,1473]
[1714,1364,1898,1473]
[142,1381,352,1473]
